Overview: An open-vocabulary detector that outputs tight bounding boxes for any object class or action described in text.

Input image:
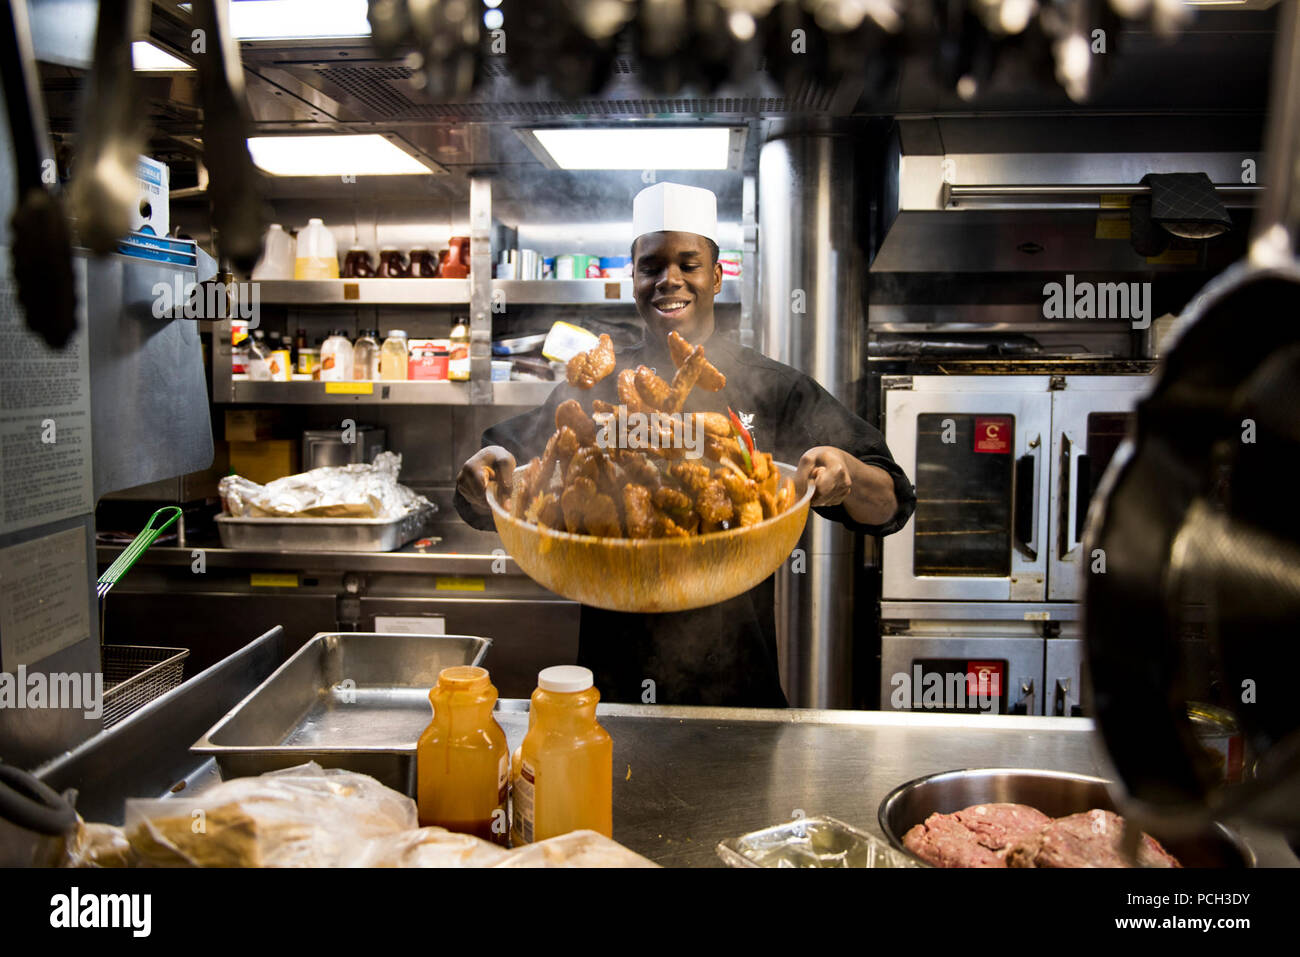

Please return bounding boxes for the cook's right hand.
[457,446,516,513]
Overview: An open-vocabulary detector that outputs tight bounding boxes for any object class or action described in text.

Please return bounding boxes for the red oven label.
[974,416,1012,454]
[967,661,1003,699]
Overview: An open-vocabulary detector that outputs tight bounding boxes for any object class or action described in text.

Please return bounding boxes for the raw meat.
[1005,809,1183,869]
[902,802,1051,868]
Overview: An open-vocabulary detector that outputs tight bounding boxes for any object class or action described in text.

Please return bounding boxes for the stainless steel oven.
[882,374,1152,604]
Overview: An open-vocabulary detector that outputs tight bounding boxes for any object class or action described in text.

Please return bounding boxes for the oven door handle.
[1062,433,1090,555]
[1014,434,1041,560]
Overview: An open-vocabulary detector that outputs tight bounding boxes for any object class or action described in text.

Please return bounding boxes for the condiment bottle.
[320,329,354,381]
[449,316,471,381]
[379,329,409,380]
[512,666,612,845]
[417,666,510,845]
[352,329,380,380]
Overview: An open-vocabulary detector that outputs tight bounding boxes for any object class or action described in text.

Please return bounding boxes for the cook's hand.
[457,446,516,513]
[795,446,853,507]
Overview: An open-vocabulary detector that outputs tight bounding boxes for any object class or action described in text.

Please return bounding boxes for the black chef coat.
[454,333,916,708]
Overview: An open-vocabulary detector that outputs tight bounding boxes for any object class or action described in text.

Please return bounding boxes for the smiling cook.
[455,182,917,707]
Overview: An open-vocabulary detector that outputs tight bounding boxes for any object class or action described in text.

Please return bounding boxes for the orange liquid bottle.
[417,666,509,845]
[512,666,612,845]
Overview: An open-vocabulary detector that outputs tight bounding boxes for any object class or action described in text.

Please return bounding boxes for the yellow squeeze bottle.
[417,666,510,845]
[512,666,612,844]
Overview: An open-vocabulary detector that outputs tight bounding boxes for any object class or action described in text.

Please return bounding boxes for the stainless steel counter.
[41,637,1297,867]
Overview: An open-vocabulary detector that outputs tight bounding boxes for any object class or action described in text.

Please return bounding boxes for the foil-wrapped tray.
[215,503,436,552]
[716,815,920,869]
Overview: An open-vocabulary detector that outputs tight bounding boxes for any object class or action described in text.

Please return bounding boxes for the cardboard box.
[225,409,281,442]
[229,440,299,485]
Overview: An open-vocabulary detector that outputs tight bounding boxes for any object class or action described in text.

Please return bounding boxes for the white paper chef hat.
[632,182,718,244]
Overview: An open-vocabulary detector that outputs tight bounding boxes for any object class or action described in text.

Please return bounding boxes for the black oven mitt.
[1138,172,1233,240]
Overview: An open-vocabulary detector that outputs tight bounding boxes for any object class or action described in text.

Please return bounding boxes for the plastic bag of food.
[218,451,433,520]
[493,830,659,868]
[63,819,137,868]
[123,763,418,867]
[359,826,511,868]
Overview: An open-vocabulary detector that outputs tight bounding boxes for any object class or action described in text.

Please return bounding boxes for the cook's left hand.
[795,446,852,507]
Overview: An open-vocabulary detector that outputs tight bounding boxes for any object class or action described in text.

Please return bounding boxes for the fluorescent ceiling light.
[132,41,194,71]
[247,135,432,176]
[229,0,370,40]
[529,128,734,170]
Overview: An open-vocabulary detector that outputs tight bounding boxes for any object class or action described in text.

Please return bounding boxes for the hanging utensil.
[0,0,77,349]
[190,0,267,275]
[65,0,149,255]
[97,506,183,601]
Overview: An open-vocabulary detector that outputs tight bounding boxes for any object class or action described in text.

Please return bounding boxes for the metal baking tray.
[215,504,436,552]
[717,815,920,868]
[192,632,490,794]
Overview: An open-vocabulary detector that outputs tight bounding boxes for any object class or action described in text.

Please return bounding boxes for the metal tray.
[215,504,435,552]
[192,631,490,794]
[718,816,920,868]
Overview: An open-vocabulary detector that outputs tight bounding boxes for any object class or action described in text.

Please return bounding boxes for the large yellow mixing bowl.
[487,462,813,613]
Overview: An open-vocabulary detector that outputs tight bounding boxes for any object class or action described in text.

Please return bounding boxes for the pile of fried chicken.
[499,332,797,538]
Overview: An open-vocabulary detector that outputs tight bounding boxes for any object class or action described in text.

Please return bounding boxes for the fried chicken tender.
[651,513,690,538]
[566,334,616,389]
[560,476,621,536]
[717,468,758,504]
[592,399,617,414]
[555,399,598,446]
[695,481,734,526]
[617,369,648,414]
[622,484,655,538]
[693,412,733,437]
[704,434,747,469]
[616,449,663,490]
[759,489,778,519]
[667,331,725,391]
[664,346,707,413]
[565,445,602,485]
[554,426,581,475]
[634,367,672,409]
[670,461,711,494]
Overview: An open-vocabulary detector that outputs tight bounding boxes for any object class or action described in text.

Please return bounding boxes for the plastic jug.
[294,218,339,279]
[512,666,612,844]
[417,666,510,844]
[252,224,295,280]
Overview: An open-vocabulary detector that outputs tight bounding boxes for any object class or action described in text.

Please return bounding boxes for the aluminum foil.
[716,815,921,868]
[219,451,433,519]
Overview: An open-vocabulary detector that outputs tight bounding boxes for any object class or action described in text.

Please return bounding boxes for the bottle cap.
[387,329,408,338]
[537,665,593,693]
[437,665,491,691]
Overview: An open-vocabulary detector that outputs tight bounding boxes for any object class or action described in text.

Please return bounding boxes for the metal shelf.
[250,279,470,305]
[221,378,555,405]
[493,278,741,305]
[243,278,740,306]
